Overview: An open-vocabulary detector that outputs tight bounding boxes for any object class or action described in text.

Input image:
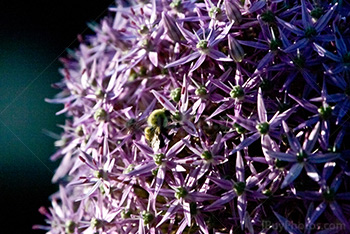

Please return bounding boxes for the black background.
[0,1,113,233]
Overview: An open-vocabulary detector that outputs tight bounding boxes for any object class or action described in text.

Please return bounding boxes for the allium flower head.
[36,0,350,233]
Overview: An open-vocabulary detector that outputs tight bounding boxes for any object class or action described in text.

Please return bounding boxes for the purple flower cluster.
[35,0,350,233]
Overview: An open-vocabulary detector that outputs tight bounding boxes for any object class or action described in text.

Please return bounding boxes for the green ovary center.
[201,150,212,160]
[230,85,244,99]
[304,27,317,38]
[256,122,269,135]
[154,153,165,165]
[296,150,308,162]
[234,182,246,196]
[318,106,332,120]
[197,40,208,51]
[175,187,188,199]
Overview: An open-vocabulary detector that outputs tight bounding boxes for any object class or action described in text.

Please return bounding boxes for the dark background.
[0,1,113,233]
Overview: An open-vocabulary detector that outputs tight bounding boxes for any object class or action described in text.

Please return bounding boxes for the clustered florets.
[35,0,350,233]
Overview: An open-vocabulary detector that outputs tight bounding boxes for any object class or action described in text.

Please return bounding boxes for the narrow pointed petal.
[237,40,269,50]
[175,22,197,44]
[127,161,156,176]
[236,151,245,182]
[210,79,232,94]
[331,173,342,192]
[133,141,154,157]
[306,202,327,230]
[304,122,320,152]
[162,12,182,42]
[151,90,177,113]
[154,166,166,198]
[175,219,188,234]
[212,132,222,154]
[148,51,158,67]
[208,176,233,190]
[256,51,275,71]
[257,88,267,122]
[182,138,201,156]
[196,162,210,180]
[167,137,187,157]
[284,38,309,53]
[313,43,341,62]
[190,191,218,202]
[248,0,266,13]
[211,22,233,46]
[75,179,102,201]
[267,151,296,162]
[237,194,247,229]
[228,35,245,63]
[281,72,298,91]
[230,132,261,155]
[183,201,191,226]
[334,25,347,57]
[289,94,318,113]
[228,114,257,132]
[270,106,297,128]
[276,17,304,35]
[180,75,189,113]
[273,211,303,234]
[322,162,336,185]
[279,27,291,48]
[206,100,235,120]
[195,215,209,234]
[204,190,236,211]
[282,121,302,152]
[183,120,199,136]
[329,201,350,230]
[336,192,350,200]
[281,163,303,188]
[315,3,338,33]
[208,49,233,62]
[301,0,312,28]
[190,54,206,72]
[165,51,201,69]
[304,163,320,182]
[195,102,206,123]
[157,200,180,227]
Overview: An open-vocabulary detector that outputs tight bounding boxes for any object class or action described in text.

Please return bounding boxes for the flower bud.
[201,150,212,160]
[123,164,134,174]
[196,40,209,51]
[175,187,188,199]
[170,87,181,102]
[142,211,154,225]
[170,0,182,10]
[318,106,332,120]
[195,85,208,97]
[65,220,76,234]
[230,85,244,99]
[225,0,242,25]
[90,218,103,228]
[121,209,132,219]
[296,150,308,162]
[233,182,245,196]
[75,125,84,137]
[256,122,269,135]
[94,169,108,180]
[209,7,222,19]
[94,108,108,122]
[162,12,182,42]
[228,35,244,63]
[153,153,164,165]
